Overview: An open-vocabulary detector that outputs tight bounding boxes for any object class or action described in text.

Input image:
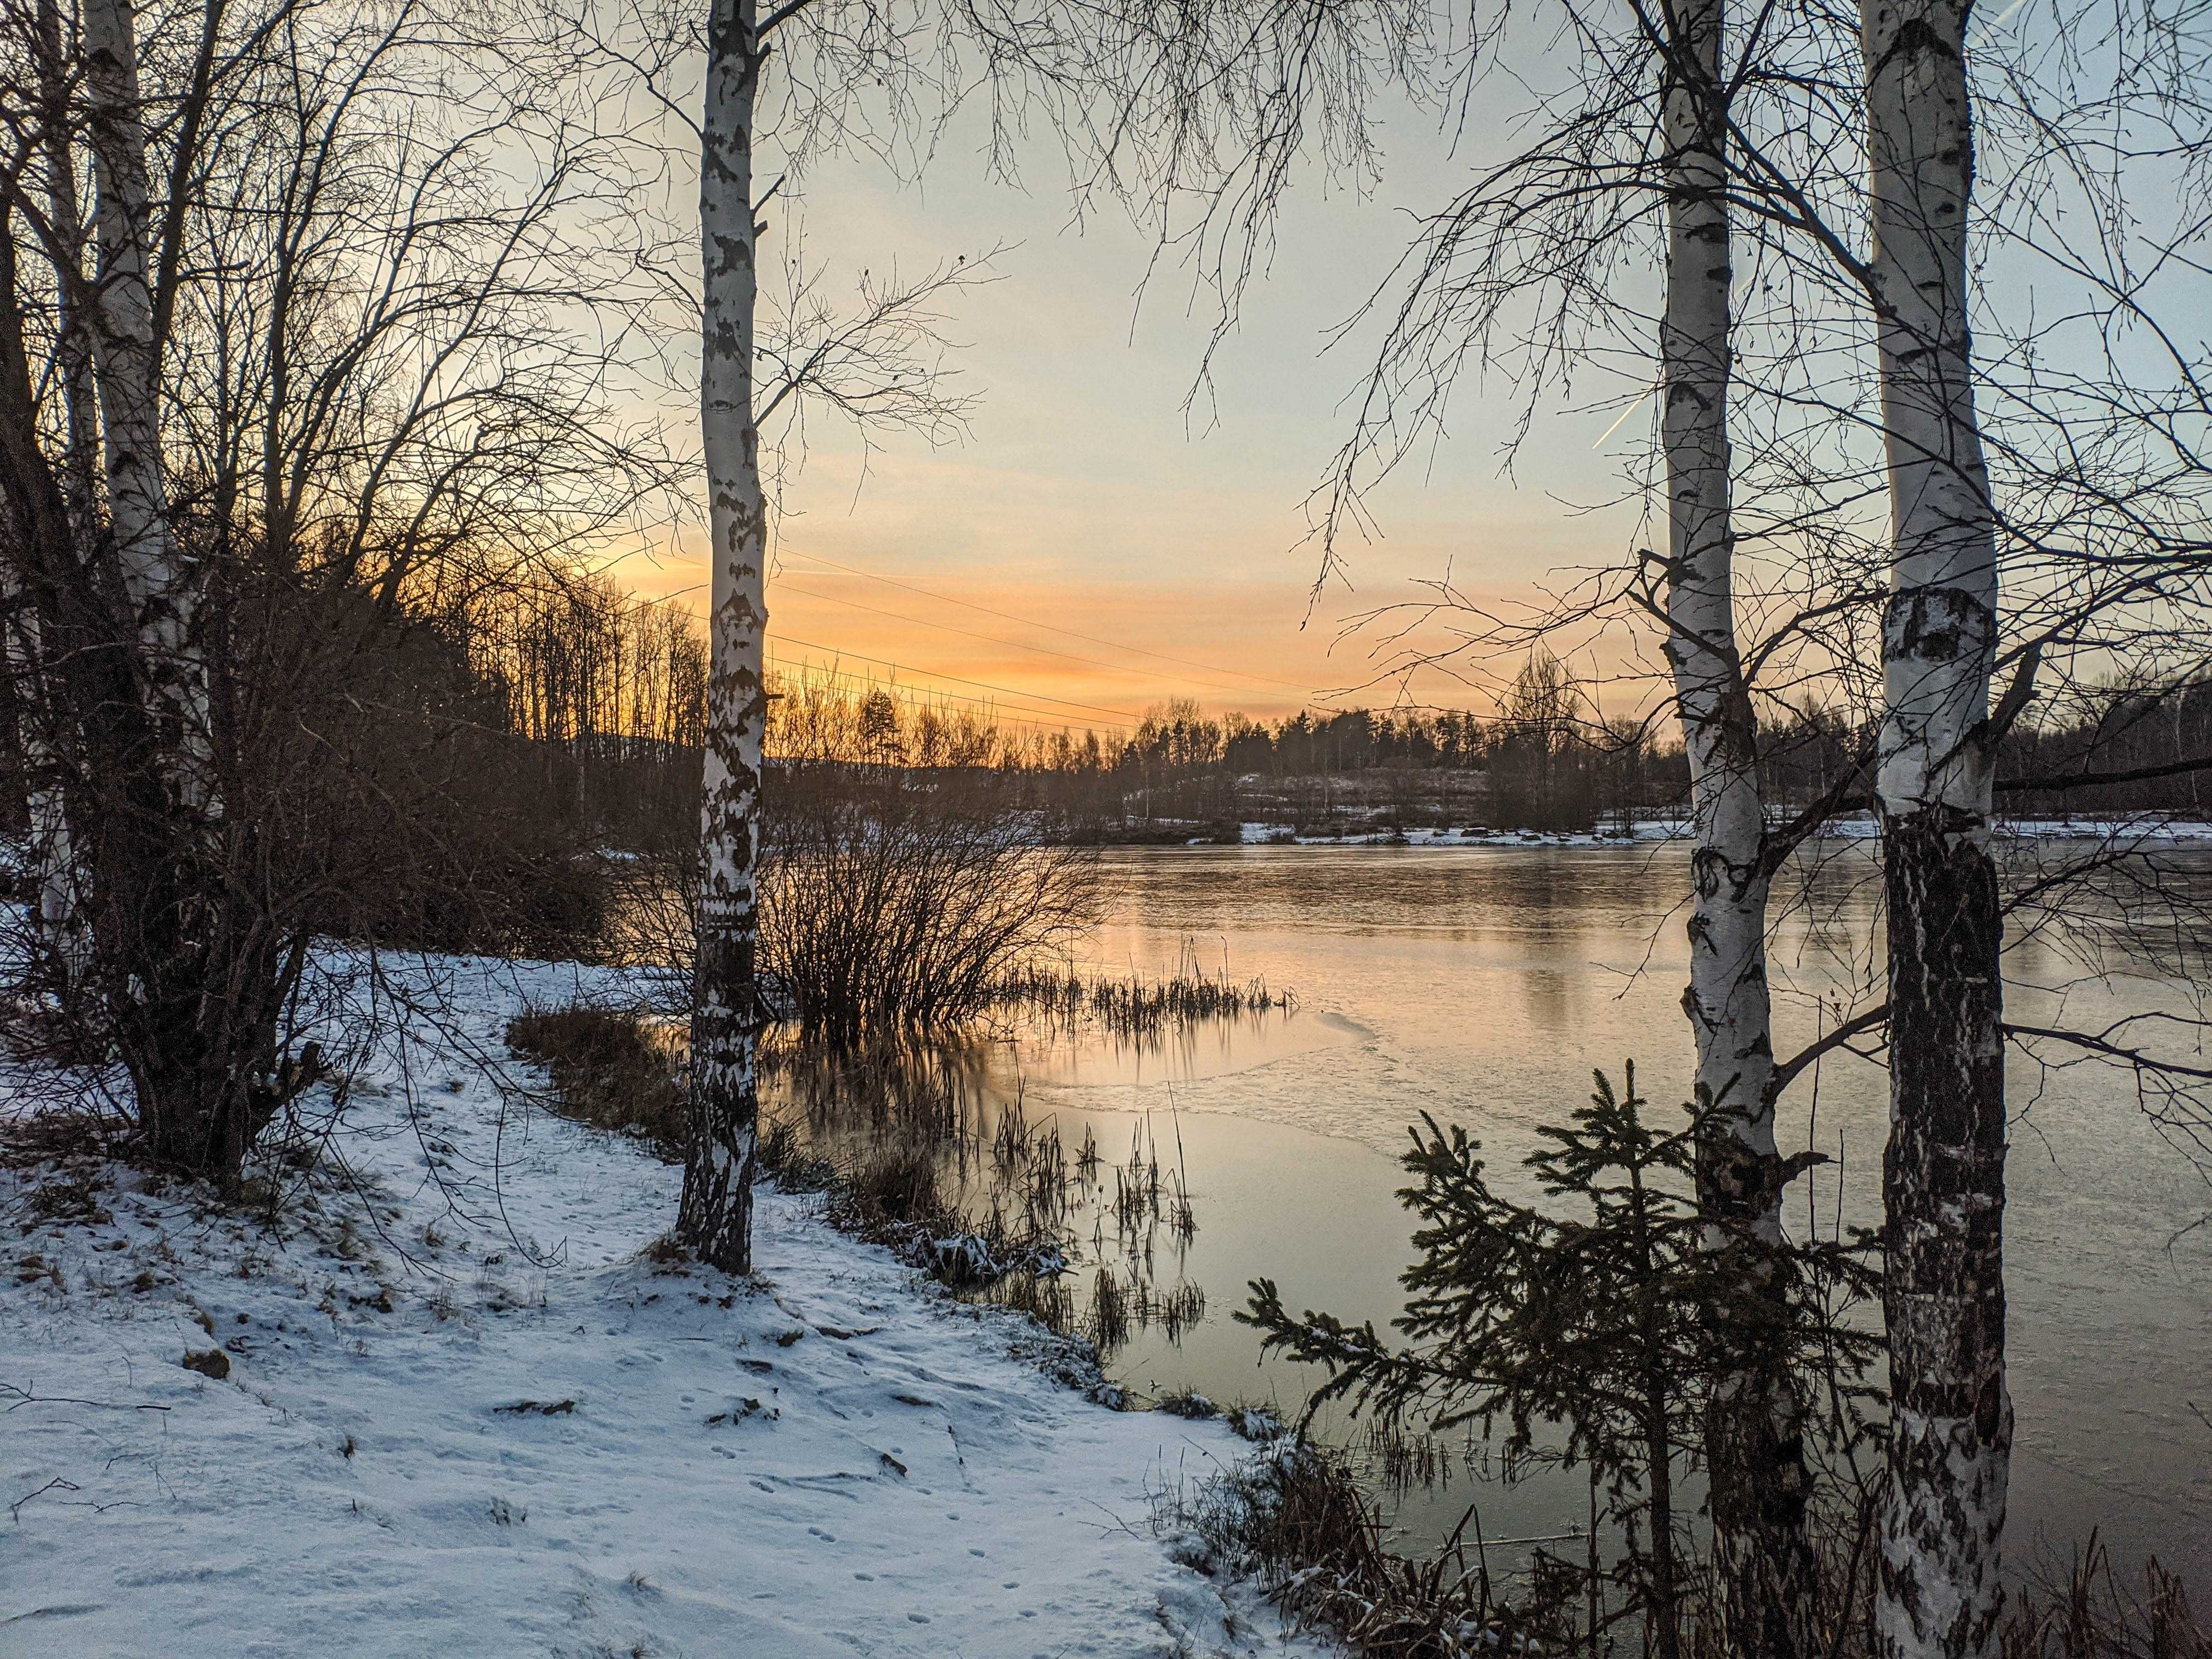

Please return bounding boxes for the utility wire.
[777,549,1317,695]
[771,633,1141,721]
[766,648,1131,732]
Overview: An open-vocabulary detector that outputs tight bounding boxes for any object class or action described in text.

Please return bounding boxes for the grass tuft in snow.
[1156,1387,1217,1420]
[1152,1434,1498,1657]
[506,1005,686,1159]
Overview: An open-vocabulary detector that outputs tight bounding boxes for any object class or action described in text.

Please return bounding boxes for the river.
[913,840,2212,1577]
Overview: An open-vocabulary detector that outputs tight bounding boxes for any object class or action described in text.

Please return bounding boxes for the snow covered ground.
[1,957,1331,1658]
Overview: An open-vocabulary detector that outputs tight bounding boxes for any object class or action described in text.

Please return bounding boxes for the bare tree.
[0,0,678,1183]
[1651,0,1841,1644]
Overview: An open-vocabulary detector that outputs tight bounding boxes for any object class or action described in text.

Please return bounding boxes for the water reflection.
[985,999,1354,1091]
[760,841,2209,1577]
[1035,843,2210,1573]
[758,1023,1221,1363]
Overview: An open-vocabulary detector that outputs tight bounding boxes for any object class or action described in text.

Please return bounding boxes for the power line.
[773,632,1142,721]
[768,650,1128,732]
[777,549,1318,696]
[776,580,1283,701]
[767,646,1133,731]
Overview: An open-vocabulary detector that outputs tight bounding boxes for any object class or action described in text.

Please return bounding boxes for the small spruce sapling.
[1241,1064,1878,1657]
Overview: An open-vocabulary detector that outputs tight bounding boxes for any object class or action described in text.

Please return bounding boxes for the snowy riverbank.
[1,958,1329,1657]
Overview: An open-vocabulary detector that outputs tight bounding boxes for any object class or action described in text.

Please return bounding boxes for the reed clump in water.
[1130,1278,1205,1341]
[1086,1267,1130,1350]
[1076,1265,1205,1358]
[1094,1113,1197,1246]
[992,947,1294,1037]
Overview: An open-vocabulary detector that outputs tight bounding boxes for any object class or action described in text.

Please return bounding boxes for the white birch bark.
[1662,0,1775,1211]
[21,0,97,974]
[1658,5,1820,1649]
[1860,0,2012,1651]
[36,0,104,540]
[680,0,768,1272]
[81,0,208,800]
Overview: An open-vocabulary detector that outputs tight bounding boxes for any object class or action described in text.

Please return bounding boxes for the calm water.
[940,843,2211,1574]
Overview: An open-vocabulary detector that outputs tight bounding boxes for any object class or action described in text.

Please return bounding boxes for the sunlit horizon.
[599,94,1664,734]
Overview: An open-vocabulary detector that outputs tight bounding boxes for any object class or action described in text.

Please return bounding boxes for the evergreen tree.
[1243,1065,1879,1655]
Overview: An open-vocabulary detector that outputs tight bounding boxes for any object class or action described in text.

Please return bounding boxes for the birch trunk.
[1657,4,1822,1649]
[1861,0,2011,1651]
[2,575,80,967]
[82,0,207,795]
[21,0,97,975]
[36,0,104,536]
[680,0,768,1272]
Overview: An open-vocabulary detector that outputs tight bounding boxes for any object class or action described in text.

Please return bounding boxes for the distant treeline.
[21,579,2190,861]
[402,585,2212,841]
[788,657,2212,836]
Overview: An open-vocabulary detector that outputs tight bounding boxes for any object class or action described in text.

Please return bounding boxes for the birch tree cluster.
[1267,0,2212,1652]
[0,0,676,1182]
[637,0,2207,1644]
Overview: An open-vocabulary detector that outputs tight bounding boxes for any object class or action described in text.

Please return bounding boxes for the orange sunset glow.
[599,114,1662,734]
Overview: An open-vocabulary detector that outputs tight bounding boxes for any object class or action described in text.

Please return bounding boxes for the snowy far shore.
[1,957,1329,1657]
[1195,816,2212,849]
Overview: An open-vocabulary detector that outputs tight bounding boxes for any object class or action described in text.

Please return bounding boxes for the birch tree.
[1655,4,1833,1647]
[12,0,92,974]
[80,0,207,797]
[681,0,768,1268]
[1287,2,1888,1640]
[1858,0,2010,1649]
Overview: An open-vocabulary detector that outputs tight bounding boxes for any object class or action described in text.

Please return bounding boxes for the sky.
[609,78,1667,736]
[585,2,2198,743]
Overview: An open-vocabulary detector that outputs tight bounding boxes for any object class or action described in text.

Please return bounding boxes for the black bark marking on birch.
[1870,15,1962,80]
[1878,808,2010,1659]
[1886,586,1989,665]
